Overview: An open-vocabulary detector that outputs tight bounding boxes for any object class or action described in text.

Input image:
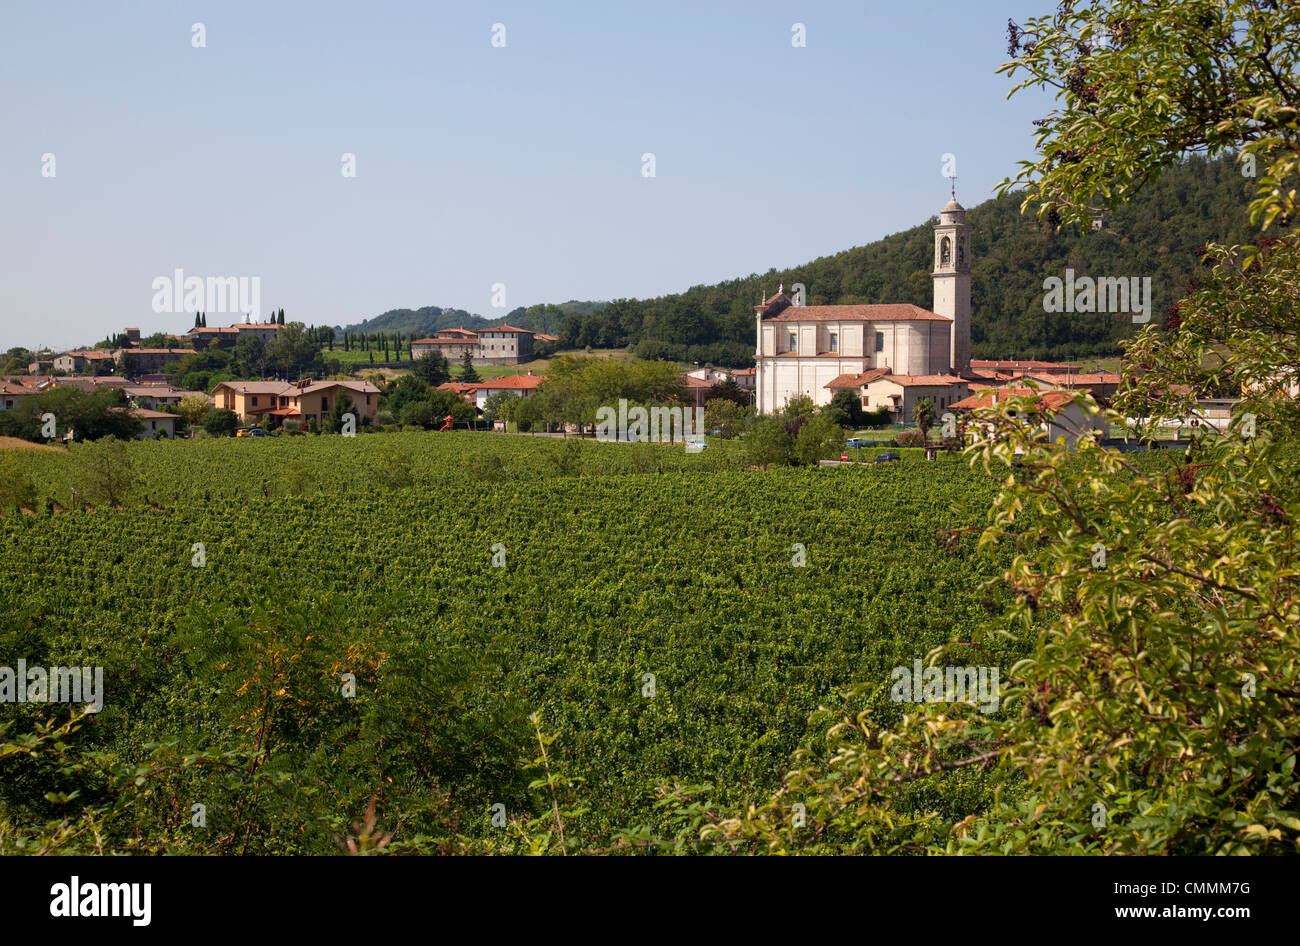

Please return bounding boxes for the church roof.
[764,304,948,323]
[942,196,965,213]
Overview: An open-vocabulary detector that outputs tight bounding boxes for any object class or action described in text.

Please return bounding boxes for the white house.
[472,373,544,410]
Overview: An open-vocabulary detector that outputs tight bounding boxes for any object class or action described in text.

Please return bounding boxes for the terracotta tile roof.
[825,368,890,389]
[1023,370,1120,386]
[476,374,544,390]
[438,327,478,337]
[296,380,381,395]
[130,408,177,420]
[877,373,967,387]
[765,304,948,323]
[214,381,296,395]
[0,382,31,396]
[951,387,1076,411]
[437,382,479,393]
[482,324,532,334]
[682,376,714,388]
[533,333,559,342]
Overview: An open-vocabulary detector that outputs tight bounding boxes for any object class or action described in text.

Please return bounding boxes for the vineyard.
[0,432,1036,852]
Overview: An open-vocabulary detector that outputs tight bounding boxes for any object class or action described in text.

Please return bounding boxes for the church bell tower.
[932,194,971,374]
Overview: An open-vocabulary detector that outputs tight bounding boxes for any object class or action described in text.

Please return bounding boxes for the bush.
[203,409,240,438]
[861,406,892,429]
[745,417,794,468]
[400,401,435,430]
[794,414,845,465]
[894,429,925,447]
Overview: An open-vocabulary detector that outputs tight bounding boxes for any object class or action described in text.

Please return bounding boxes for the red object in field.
[439,415,454,432]
[841,453,849,461]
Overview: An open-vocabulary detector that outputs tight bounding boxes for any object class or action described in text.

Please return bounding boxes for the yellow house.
[212,379,381,427]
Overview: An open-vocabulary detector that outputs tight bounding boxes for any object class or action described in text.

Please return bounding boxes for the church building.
[754,196,974,417]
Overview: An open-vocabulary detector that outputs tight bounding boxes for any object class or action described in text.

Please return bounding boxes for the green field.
[0,433,1021,853]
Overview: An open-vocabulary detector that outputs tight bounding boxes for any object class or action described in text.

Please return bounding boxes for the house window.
[788,332,797,352]
[321,397,328,410]
[252,396,259,406]
[875,332,884,352]
[829,333,838,353]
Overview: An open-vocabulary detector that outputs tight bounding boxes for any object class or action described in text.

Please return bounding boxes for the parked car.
[874,452,900,463]
[248,427,271,437]
[844,437,871,448]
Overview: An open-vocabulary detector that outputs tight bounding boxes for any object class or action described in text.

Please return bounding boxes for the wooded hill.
[346,155,1255,366]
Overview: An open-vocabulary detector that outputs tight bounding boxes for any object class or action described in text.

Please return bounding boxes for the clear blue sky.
[1,0,1051,350]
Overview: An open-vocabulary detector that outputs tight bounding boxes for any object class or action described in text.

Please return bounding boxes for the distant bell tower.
[932,192,972,374]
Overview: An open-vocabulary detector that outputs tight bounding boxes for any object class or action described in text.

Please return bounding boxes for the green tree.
[326,388,354,434]
[411,352,451,386]
[74,438,141,508]
[703,397,747,439]
[794,412,844,465]
[745,417,794,468]
[459,351,481,384]
[912,397,935,441]
[202,408,240,437]
[482,390,517,423]
[399,400,434,429]
[234,333,266,378]
[177,394,211,432]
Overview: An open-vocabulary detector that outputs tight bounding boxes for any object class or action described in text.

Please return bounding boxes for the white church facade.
[755,196,974,416]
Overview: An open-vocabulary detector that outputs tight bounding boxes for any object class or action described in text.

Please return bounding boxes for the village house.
[950,387,1101,449]
[117,348,192,377]
[53,350,116,373]
[436,381,479,406]
[826,368,970,418]
[130,408,179,440]
[0,382,33,412]
[212,379,381,427]
[123,385,210,411]
[471,373,543,410]
[187,322,283,350]
[412,325,545,366]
